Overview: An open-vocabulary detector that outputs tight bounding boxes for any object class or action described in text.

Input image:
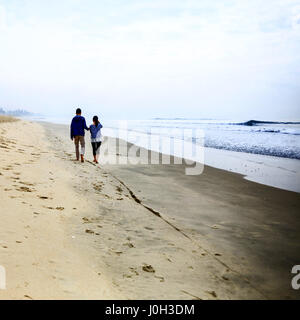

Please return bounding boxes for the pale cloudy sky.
[0,0,299,120]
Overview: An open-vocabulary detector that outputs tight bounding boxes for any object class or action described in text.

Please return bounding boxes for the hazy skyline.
[0,0,299,120]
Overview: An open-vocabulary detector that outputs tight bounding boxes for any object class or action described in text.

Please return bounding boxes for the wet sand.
[0,120,299,299]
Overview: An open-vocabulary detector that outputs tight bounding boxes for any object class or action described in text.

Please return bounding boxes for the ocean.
[104,119,300,159]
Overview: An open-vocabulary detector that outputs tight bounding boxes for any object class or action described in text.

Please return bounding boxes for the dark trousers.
[91,141,101,156]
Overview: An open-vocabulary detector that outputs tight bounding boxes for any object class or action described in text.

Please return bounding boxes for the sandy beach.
[0,118,299,300]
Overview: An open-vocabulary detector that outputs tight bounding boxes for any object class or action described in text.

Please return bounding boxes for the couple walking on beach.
[70,108,103,164]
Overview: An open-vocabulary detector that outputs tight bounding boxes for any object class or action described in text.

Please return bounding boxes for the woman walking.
[89,116,103,164]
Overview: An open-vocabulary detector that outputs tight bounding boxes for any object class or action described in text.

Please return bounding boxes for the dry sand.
[0,120,299,300]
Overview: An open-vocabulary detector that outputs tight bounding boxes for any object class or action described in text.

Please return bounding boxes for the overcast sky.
[0,0,299,120]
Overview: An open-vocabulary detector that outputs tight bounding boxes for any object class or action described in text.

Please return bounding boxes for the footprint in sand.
[38,196,51,200]
[93,183,103,192]
[116,186,123,193]
[19,181,35,186]
[16,186,34,193]
[142,264,155,273]
[43,206,54,210]
[0,145,10,150]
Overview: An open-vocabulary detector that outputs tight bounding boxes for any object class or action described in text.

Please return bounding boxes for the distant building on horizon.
[0,108,32,117]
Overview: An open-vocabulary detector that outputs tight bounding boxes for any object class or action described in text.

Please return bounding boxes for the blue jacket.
[70,115,89,139]
[90,123,103,139]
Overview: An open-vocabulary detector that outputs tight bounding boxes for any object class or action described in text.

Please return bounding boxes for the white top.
[91,129,102,143]
[90,124,103,143]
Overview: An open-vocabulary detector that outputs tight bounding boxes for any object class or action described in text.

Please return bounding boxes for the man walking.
[70,108,89,162]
